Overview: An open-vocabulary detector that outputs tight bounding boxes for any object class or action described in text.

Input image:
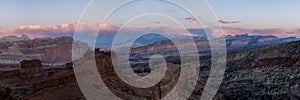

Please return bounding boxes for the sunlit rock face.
[0,43,25,65]
[0,36,89,70]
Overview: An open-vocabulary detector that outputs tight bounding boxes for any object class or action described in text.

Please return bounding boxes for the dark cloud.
[286,32,295,34]
[184,16,197,22]
[218,20,240,24]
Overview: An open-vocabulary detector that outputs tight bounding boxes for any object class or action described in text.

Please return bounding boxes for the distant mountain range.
[0,34,30,43]
[98,34,300,61]
[99,33,299,51]
[132,33,170,44]
[95,28,207,45]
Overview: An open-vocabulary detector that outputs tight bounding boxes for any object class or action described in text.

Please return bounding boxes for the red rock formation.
[0,36,89,71]
[19,59,44,79]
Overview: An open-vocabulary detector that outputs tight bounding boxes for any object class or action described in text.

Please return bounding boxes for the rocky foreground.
[0,41,300,99]
[214,41,300,99]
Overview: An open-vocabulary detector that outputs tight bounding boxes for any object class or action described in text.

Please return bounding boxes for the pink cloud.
[211,26,251,35]
[252,28,284,36]
[1,23,299,39]
[211,26,300,37]
[0,23,120,38]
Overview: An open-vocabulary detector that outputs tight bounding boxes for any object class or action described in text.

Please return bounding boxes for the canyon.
[0,35,299,99]
[0,35,89,71]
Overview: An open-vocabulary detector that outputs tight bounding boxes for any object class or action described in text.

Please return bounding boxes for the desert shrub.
[66,62,73,70]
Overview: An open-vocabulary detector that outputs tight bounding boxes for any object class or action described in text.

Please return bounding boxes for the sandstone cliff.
[0,36,89,71]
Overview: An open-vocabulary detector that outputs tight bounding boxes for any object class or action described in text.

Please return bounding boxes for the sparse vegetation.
[66,62,73,70]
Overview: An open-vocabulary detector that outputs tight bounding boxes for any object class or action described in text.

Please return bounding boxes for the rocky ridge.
[213,41,300,99]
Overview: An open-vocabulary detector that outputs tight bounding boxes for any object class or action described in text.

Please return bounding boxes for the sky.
[0,0,89,29]
[209,0,300,29]
[0,0,300,39]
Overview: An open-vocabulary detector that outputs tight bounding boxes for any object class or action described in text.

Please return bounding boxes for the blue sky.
[1,0,300,28]
[0,0,89,29]
[0,0,300,38]
[209,0,300,29]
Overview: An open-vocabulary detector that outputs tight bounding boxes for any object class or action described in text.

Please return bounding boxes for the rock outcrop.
[0,36,89,71]
[213,41,300,99]
[0,34,30,43]
[19,59,44,79]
